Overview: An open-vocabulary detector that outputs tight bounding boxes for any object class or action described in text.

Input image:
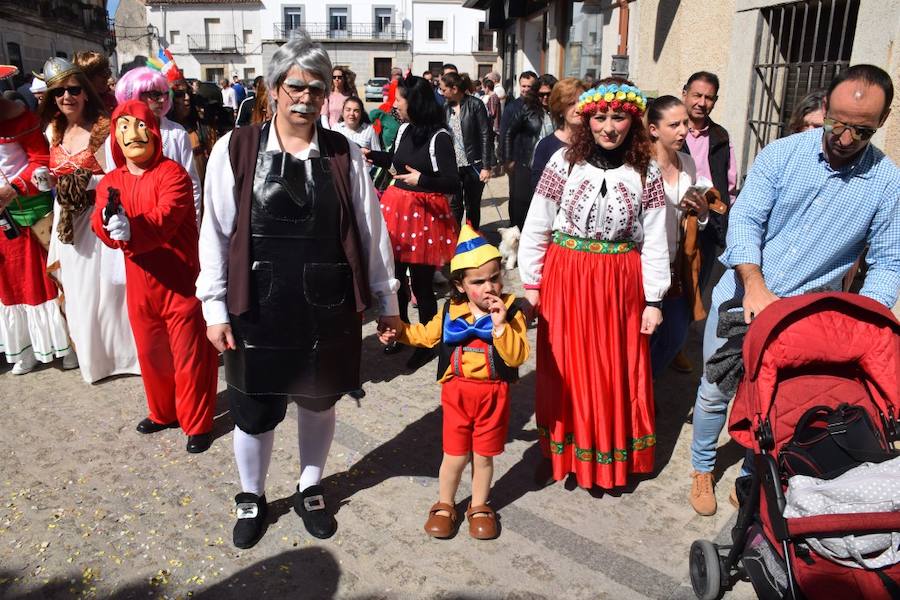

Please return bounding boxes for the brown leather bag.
[674,189,728,321]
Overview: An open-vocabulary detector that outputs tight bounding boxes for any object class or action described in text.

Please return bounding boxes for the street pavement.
[0,176,758,599]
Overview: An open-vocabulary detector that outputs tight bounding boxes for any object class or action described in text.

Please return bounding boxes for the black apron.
[225,124,361,397]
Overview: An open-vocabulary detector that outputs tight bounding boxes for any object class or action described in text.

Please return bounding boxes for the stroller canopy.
[729,292,900,450]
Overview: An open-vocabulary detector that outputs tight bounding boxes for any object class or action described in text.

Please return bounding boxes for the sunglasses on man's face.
[823,117,878,142]
[538,92,551,98]
[50,86,83,99]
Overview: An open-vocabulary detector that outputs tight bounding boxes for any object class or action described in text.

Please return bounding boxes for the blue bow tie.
[443,314,494,344]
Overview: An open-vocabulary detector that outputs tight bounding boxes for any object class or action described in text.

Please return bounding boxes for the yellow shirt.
[397,293,530,383]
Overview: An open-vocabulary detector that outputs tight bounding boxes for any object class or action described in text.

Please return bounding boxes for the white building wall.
[147,4,263,82]
[261,0,413,41]
[411,1,497,77]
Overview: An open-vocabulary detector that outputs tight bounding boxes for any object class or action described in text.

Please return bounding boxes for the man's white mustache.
[290,104,317,114]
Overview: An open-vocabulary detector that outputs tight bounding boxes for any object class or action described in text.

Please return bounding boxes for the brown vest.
[226,123,372,316]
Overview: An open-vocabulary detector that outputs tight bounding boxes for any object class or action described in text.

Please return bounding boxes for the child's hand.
[378,328,397,345]
[484,292,507,329]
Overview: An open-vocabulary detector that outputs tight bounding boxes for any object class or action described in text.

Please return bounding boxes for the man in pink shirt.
[682,71,737,292]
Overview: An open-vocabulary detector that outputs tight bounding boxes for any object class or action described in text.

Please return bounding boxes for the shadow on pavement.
[321,370,537,516]
[0,547,341,600]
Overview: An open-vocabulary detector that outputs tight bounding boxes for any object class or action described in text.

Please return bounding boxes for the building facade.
[410,0,499,80]
[0,0,113,87]
[471,0,898,176]
[114,0,497,92]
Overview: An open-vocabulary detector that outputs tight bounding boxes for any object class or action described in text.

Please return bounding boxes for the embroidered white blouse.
[518,148,671,301]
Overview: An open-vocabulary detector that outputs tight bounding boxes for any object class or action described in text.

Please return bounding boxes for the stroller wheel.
[689,539,723,600]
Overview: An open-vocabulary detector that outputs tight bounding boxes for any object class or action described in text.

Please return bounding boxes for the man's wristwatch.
[645,300,663,309]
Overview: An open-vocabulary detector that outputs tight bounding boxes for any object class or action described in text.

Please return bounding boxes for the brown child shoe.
[466,505,498,540]
[424,502,457,538]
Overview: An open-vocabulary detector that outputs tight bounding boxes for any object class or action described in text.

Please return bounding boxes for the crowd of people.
[0,30,897,552]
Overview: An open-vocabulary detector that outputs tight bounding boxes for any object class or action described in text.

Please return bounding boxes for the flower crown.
[577,83,647,117]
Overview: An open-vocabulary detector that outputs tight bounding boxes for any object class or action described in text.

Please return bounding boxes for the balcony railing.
[474,33,497,53]
[273,22,407,42]
[187,34,243,54]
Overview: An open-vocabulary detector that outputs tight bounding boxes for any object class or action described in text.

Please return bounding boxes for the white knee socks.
[233,426,275,496]
[232,405,336,496]
[296,405,336,492]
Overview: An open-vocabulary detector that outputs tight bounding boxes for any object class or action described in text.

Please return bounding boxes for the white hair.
[266,30,333,93]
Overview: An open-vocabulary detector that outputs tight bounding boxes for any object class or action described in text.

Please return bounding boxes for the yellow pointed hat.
[450,224,502,273]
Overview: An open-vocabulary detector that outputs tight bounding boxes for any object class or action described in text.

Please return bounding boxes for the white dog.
[497,226,521,270]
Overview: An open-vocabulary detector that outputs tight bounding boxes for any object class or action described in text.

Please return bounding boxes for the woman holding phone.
[646,95,722,377]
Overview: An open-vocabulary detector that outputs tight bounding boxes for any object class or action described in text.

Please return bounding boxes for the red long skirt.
[535,243,656,489]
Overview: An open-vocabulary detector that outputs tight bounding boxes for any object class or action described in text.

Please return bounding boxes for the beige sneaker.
[689,471,717,516]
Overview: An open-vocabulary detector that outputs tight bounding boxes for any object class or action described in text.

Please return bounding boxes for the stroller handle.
[787,511,900,537]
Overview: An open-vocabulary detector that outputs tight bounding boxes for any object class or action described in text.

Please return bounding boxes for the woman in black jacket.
[439,72,494,229]
[366,75,460,370]
[501,86,546,231]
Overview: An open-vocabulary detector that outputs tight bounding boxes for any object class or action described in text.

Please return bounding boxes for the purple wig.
[115,67,172,116]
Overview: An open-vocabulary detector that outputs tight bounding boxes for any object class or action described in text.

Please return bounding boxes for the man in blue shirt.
[688,64,899,516]
[231,75,246,106]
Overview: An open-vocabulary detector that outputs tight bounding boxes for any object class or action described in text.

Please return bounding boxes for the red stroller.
[689,293,900,600]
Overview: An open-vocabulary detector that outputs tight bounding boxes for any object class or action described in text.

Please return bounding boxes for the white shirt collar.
[266,115,320,159]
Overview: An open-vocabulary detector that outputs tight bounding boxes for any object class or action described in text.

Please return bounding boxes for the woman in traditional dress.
[0,66,71,374]
[39,58,140,384]
[366,75,459,370]
[518,78,670,490]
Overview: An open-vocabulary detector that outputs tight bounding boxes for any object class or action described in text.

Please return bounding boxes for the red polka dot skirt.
[379,185,458,267]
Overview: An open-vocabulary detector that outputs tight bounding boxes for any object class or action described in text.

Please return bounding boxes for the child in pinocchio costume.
[379,225,529,540]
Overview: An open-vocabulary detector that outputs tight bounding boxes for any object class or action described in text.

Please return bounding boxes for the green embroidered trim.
[552,231,636,254]
[0,343,71,358]
[538,427,656,463]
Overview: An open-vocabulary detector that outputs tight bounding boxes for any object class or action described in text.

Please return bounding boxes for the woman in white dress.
[38,58,140,383]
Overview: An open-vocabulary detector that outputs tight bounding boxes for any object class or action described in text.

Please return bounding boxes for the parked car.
[364,77,389,101]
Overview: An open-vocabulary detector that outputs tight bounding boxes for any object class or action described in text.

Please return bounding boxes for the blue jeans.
[689,298,753,475]
[650,295,690,379]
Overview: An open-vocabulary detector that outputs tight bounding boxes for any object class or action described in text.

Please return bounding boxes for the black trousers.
[450,166,487,230]
[508,162,533,231]
[229,389,341,435]
[396,261,437,326]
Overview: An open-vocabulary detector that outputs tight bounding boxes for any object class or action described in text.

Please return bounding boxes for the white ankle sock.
[233,427,275,496]
[296,406,336,492]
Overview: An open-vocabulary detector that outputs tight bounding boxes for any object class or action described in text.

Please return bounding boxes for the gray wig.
[265,30,333,93]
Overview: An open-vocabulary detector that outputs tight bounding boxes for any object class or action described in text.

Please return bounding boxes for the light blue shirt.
[714,127,900,308]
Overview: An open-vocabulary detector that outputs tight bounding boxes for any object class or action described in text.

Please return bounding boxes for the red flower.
[610,99,622,111]
[597,100,608,112]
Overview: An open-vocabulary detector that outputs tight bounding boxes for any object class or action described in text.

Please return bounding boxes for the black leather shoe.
[405,347,435,371]
[136,417,178,434]
[233,492,267,549]
[383,341,405,355]
[294,484,337,539]
[186,433,213,453]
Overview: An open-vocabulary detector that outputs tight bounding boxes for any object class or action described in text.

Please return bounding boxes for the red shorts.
[441,377,510,457]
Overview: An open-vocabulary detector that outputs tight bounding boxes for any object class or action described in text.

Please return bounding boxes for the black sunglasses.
[333,75,345,80]
[50,86,83,99]
[139,90,167,102]
[173,90,188,99]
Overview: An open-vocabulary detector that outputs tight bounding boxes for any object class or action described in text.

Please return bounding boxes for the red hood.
[110,100,164,169]
[378,79,399,113]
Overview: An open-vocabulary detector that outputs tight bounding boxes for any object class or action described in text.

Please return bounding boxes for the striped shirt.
[714,127,900,308]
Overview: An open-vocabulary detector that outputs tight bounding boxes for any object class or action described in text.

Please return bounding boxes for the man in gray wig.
[198,31,401,548]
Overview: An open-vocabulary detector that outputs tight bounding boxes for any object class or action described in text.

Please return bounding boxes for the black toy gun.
[104,187,121,226]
